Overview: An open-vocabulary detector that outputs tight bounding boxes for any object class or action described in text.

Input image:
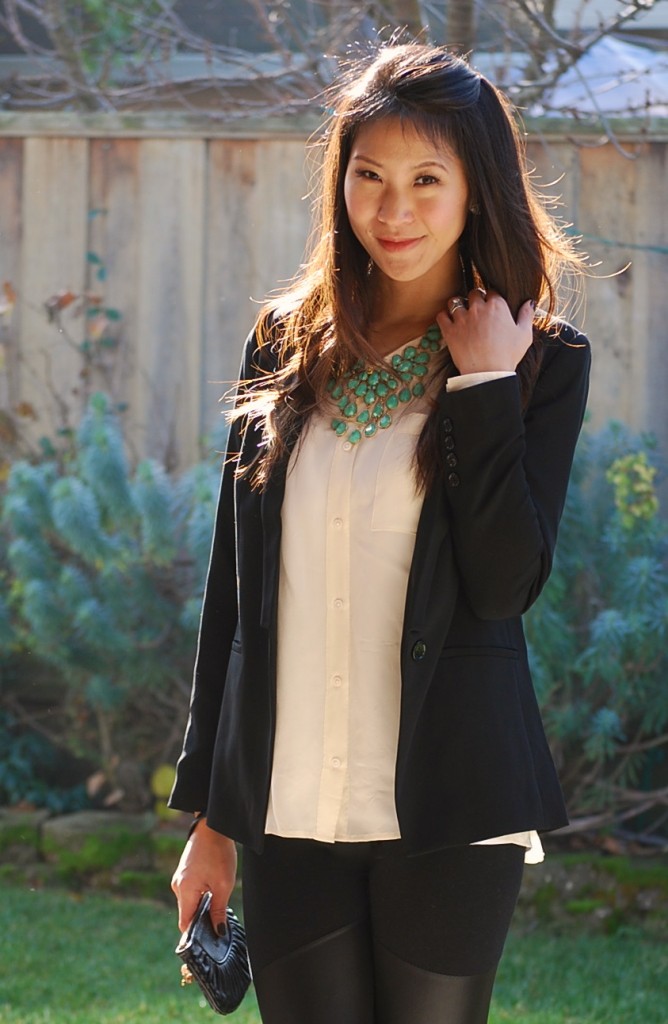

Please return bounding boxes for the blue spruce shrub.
[1,392,224,791]
[525,421,668,838]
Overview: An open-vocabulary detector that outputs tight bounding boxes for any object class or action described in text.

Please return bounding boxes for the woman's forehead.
[349,116,460,164]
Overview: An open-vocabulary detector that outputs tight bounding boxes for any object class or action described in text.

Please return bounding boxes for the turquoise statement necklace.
[327,324,441,444]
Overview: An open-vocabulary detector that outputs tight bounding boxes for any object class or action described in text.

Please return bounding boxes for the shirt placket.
[316,434,356,839]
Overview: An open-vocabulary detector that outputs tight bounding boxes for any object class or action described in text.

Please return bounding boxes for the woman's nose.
[377,189,414,226]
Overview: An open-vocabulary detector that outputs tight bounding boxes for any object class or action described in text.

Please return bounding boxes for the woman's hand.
[171,819,238,934]
[436,289,534,375]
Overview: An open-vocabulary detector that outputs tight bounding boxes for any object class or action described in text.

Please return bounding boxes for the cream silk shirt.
[264,350,544,865]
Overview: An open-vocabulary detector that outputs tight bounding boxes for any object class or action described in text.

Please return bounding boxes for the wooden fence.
[0,112,667,470]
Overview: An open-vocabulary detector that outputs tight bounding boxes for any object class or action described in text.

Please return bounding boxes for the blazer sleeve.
[169,328,265,812]
[438,325,591,620]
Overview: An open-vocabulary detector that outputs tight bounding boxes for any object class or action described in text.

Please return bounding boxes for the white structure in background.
[474,0,668,118]
[555,0,666,30]
[542,35,668,116]
[544,0,668,116]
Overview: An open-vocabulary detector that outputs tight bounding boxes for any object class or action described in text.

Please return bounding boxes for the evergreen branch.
[558,799,659,834]
[3,693,67,749]
[607,783,668,805]
[617,731,668,754]
[133,623,172,650]
[613,825,668,849]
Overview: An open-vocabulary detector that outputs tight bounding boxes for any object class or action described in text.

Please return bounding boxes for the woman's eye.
[355,169,380,181]
[416,174,439,186]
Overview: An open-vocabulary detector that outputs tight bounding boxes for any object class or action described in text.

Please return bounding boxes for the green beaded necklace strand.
[328,324,442,444]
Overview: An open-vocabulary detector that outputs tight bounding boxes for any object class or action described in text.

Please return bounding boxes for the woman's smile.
[376,236,424,252]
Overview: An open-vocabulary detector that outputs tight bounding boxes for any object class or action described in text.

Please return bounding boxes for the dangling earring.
[458,253,467,292]
[366,257,374,277]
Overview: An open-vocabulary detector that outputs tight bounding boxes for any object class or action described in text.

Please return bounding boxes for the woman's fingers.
[446,295,467,315]
[174,884,206,934]
[516,297,536,330]
[171,824,238,934]
[437,290,535,375]
[208,892,231,935]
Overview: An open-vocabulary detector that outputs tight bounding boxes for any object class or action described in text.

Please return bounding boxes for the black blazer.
[170,321,591,854]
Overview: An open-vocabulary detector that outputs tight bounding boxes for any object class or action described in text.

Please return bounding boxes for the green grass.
[492,928,668,1023]
[0,886,260,1024]
[1,884,666,1023]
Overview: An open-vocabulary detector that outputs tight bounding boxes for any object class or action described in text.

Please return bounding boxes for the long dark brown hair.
[234,43,584,491]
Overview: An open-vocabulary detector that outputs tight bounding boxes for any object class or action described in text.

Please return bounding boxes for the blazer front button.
[412,640,427,661]
[444,435,455,451]
[446,453,458,468]
[448,472,460,487]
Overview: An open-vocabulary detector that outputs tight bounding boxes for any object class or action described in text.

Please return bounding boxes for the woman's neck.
[367,269,464,356]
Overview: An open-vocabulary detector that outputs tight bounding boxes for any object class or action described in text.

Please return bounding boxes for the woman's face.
[343,117,470,294]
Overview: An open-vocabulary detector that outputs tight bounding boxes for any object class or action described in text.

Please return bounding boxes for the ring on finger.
[448,296,467,315]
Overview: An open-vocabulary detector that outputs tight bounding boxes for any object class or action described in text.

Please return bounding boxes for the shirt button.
[412,640,427,661]
[333,517,343,528]
[332,675,342,687]
[331,757,341,769]
[342,442,352,452]
[334,598,344,609]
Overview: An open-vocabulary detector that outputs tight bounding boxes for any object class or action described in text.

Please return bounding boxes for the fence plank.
[131,139,206,468]
[201,138,310,438]
[635,143,668,452]
[0,138,22,420]
[88,138,142,458]
[18,137,89,443]
[577,142,642,432]
[529,137,668,462]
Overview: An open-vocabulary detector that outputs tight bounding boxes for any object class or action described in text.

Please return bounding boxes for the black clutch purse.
[175,891,252,1015]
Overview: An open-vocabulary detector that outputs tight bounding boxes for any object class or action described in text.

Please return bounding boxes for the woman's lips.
[376,236,422,252]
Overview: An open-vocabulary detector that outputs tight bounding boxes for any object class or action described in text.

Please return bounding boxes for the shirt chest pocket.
[371,412,427,534]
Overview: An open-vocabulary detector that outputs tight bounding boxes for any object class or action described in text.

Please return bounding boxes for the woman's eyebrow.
[351,154,450,171]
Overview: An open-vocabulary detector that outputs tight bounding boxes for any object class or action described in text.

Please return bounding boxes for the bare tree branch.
[569,59,638,159]
[0,1,662,141]
[513,0,583,58]
[513,0,661,105]
[1,0,54,56]
[383,0,424,37]
[447,0,477,56]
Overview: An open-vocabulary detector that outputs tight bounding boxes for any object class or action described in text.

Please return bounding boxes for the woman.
[170,42,591,1024]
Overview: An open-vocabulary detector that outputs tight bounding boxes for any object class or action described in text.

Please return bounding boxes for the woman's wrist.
[187,815,235,849]
[187,812,205,840]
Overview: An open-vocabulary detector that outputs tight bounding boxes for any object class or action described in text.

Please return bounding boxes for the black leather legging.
[242,836,525,1024]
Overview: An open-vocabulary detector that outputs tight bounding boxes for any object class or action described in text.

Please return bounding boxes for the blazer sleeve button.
[448,472,460,487]
[411,640,427,661]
